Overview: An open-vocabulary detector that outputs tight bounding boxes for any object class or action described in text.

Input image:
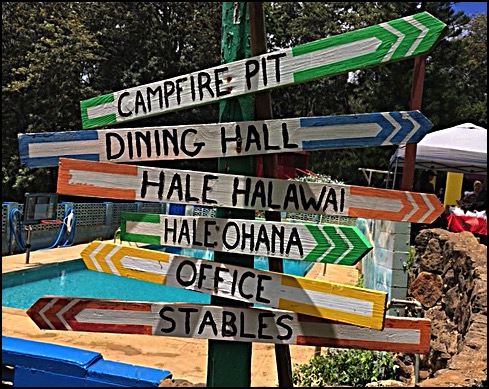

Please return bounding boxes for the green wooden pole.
[206,2,255,387]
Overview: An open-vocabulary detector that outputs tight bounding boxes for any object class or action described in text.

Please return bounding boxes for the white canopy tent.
[389,123,487,182]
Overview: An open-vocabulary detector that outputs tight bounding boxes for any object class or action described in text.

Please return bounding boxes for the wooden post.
[401,1,427,191]
[249,2,293,384]
[401,55,426,191]
[206,3,255,386]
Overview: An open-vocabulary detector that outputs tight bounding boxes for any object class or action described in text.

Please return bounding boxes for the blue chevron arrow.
[300,111,432,150]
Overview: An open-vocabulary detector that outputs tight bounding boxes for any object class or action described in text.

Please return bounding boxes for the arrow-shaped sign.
[120,213,372,266]
[27,297,431,354]
[57,157,445,224]
[80,12,446,129]
[79,241,387,329]
[18,111,432,168]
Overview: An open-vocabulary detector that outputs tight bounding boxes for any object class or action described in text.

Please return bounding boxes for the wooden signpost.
[18,110,433,168]
[79,241,387,329]
[79,12,446,129]
[120,213,372,265]
[21,9,445,385]
[27,297,431,354]
[57,157,445,223]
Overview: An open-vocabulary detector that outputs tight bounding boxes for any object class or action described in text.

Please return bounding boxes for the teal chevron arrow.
[80,12,446,129]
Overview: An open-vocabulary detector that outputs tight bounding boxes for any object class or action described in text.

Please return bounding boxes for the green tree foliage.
[2,2,486,202]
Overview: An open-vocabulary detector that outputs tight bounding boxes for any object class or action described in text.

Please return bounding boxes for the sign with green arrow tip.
[80,12,446,129]
[120,213,372,266]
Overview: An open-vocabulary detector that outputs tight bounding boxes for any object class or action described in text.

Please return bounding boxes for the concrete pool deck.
[2,240,359,386]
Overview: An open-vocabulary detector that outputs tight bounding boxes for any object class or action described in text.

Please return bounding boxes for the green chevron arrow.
[303,224,372,265]
[80,12,446,129]
[120,213,373,265]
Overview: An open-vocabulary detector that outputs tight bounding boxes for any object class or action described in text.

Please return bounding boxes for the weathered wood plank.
[57,157,445,223]
[80,241,387,329]
[18,111,432,168]
[79,12,446,128]
[27,297,431,354]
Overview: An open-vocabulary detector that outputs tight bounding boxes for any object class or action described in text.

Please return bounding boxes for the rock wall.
[406,229,487,387]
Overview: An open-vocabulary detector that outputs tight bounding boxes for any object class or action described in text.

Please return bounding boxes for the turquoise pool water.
[2,245,312,310]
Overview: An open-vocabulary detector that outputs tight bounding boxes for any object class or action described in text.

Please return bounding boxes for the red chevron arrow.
[27,296,154,334]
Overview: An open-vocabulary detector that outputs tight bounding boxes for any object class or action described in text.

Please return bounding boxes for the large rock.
[407,229,487,387]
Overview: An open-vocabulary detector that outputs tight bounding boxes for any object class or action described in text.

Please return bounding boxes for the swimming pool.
[2,245,312,310]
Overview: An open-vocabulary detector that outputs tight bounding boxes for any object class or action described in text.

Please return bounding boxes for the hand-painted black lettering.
[147,86,163,111]
[180,128,204,157]
[198,310,218,336]
[135,131,152,158]
[198,72,213,101]
[178,306,199,334]
[221,124,242,153]
[175,77,187,105]
[283,183,300,210]
[238,271,255,299]
[244,59,259,90]
[191,218,203,246]
[164,217,178,244]
[175,260,197,287]
[239,311,256,338]
[232,178,251,207]
[222,221,239,250]
[154,129,161,156]
[127,132,134,159]
[167,173,183,201]
[240,222,255,252]
[230,269,239,296]
[245,125,262,152]
[214,267,229,291]
[162,128,179,156]
[324,187,338,212]
[261,57,268,86]
[270,225,284,254]
[203,220,217,248]
[267,182,281,209]
[134,90,147,115]
[251,180,266,208]
[282,122,298,149]
[158,306,176,333]
[221,310,237,337]
[202,174,218,204]
[197,262,212,289]
[106,133,124,160]
[140,171,164,200]
[189,75,196,101]
[214,67,230,98]
[256,274,272,304]
[262,123,280,151]
[276,314,294,340]
[267,52,286,83]
[177,218,191,245]
[255,225,270,253]
[163,81,175,108]
[257,312,274,339]
[340,187,345,212]
[118,91,132,117]
[286,228,303,256]
[184,174,199,202]
[299,184,326,211]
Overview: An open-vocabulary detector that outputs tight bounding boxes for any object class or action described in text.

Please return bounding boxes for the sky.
[451,2,487,16]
